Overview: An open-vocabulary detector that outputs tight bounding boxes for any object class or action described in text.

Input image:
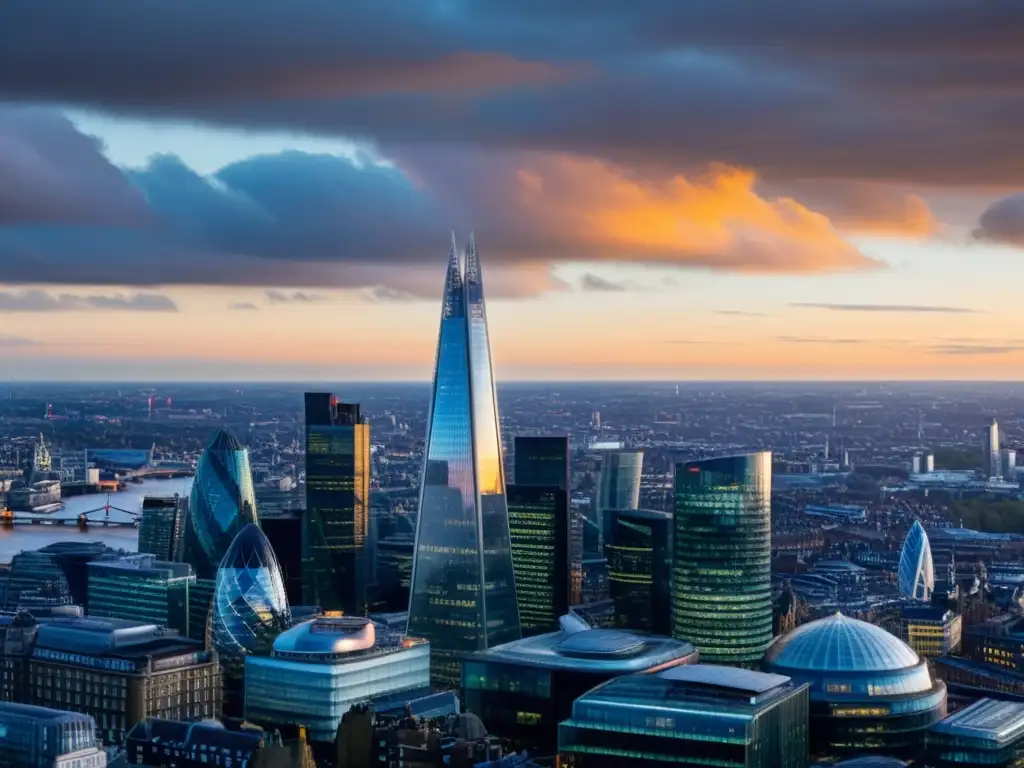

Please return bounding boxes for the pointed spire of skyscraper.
[408,232,520,688]
[442,231,464,319]
[464,230,480,287]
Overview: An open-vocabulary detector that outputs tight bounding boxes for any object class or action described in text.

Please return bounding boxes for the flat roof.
[471,625,696,674]
[932,698,1024,743]
[657,664,792,695]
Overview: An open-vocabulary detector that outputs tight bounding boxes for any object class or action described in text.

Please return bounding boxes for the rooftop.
[34,617,206,661]
[272,616,425,661]
[471,614,697,673]
[931,698,1024,744]
[766,613,920,673]
[0,701,96,725]
[573,663,804,714]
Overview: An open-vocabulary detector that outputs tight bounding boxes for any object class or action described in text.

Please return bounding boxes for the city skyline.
[0,5,1022,381]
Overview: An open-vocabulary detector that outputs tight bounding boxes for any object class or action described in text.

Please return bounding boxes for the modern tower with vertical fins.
[408,233,520,687]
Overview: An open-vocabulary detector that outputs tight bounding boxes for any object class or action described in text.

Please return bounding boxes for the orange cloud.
[504,155,879,272]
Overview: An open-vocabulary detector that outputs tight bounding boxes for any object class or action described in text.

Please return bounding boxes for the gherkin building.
[209,522,290,714]
[407,233,521,688]
[181,428,259,580]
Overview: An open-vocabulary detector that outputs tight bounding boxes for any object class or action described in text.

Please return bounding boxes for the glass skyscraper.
[607,507,672,635]
[181,428,259,580]
[408,233,520,687]
[209,522,291,715]
[138,494,187,562]
[673,453,773,665]
[303,394,371,615]
[509,435,572,637]
[898,519,935,602]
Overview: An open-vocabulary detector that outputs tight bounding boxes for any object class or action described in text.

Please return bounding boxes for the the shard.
[408,233,521,687]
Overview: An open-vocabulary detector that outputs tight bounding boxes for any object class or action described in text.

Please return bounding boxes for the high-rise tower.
[508,435,572,636]
[985,419,1001,480]
[407,233,520,687]
[673,453,773,665]
[302,393,371,615]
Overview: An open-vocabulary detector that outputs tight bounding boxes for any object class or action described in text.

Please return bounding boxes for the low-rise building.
[900,606,962,658]
[244,616,430,744]
[558,665,810,767]
[927,697,1024,767]
[0,701,107,768]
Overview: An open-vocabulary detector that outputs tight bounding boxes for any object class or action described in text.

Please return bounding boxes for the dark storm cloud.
[974,193,1024,247]
[0,108,885,292]
[791,303,981,314]
[1,2,1023,186]
[0,289,177,312]
[228,302,260,311]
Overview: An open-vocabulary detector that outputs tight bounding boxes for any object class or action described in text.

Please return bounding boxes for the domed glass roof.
[765,613,919,672]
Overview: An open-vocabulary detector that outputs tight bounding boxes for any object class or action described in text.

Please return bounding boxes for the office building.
[179,428,258,644]
[3,541,113,611]
[209,523,291,716]
[261,510,304,606]
[558,665,810,768]
[0,702,107,768]
[462,612,698,757]
[87,555,193,636]
[2,615,221,745]
[673,453,773,664]
[986,419,1001,479]
[595,450,643,552]
[926,453,935,473]
[180,428,259,580]
[927,698,1024,768]
[303,393,371,615]
[899,606,961,658]
[506,489,565,637]
[606,508,672,635]
[899,520,935,602]
[508,483,569,638]
[764,612,946,760]
[515,436,571,490]
[138,495,187,562]
[1002,448,1017,483]
[408,234,520,687]
[372,534,414,614]
[245,616,430,743]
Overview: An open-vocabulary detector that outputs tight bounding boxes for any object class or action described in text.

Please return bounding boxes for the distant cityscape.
[3,243,1024,767]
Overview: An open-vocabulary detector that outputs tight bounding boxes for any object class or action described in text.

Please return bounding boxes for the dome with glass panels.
[898,521,934,601]
[764,613,946,761]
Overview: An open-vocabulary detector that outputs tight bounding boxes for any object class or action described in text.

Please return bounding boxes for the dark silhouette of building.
[509,436,573,635]
[139,494,188,562]
[303,393,370,615]
[125,718,315,767]
[606,508,672,635]
[262,510,304,606]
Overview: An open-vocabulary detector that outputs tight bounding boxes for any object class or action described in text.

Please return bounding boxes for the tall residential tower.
[407,233,520,686]
[985,418,1001,479]
[302,394,371,615]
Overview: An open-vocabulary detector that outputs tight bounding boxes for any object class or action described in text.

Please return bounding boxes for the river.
[0,477,194,564]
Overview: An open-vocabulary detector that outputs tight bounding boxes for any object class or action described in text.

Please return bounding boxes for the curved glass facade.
[408,234,520,687]
[672,453,773,664]
[898,521,935,602]
[245,617,430,743]
[209,523,290,712]
[182,428,259,580]
[764,613,946,760]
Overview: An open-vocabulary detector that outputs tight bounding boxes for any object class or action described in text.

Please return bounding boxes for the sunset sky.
[1,2,1023,381]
